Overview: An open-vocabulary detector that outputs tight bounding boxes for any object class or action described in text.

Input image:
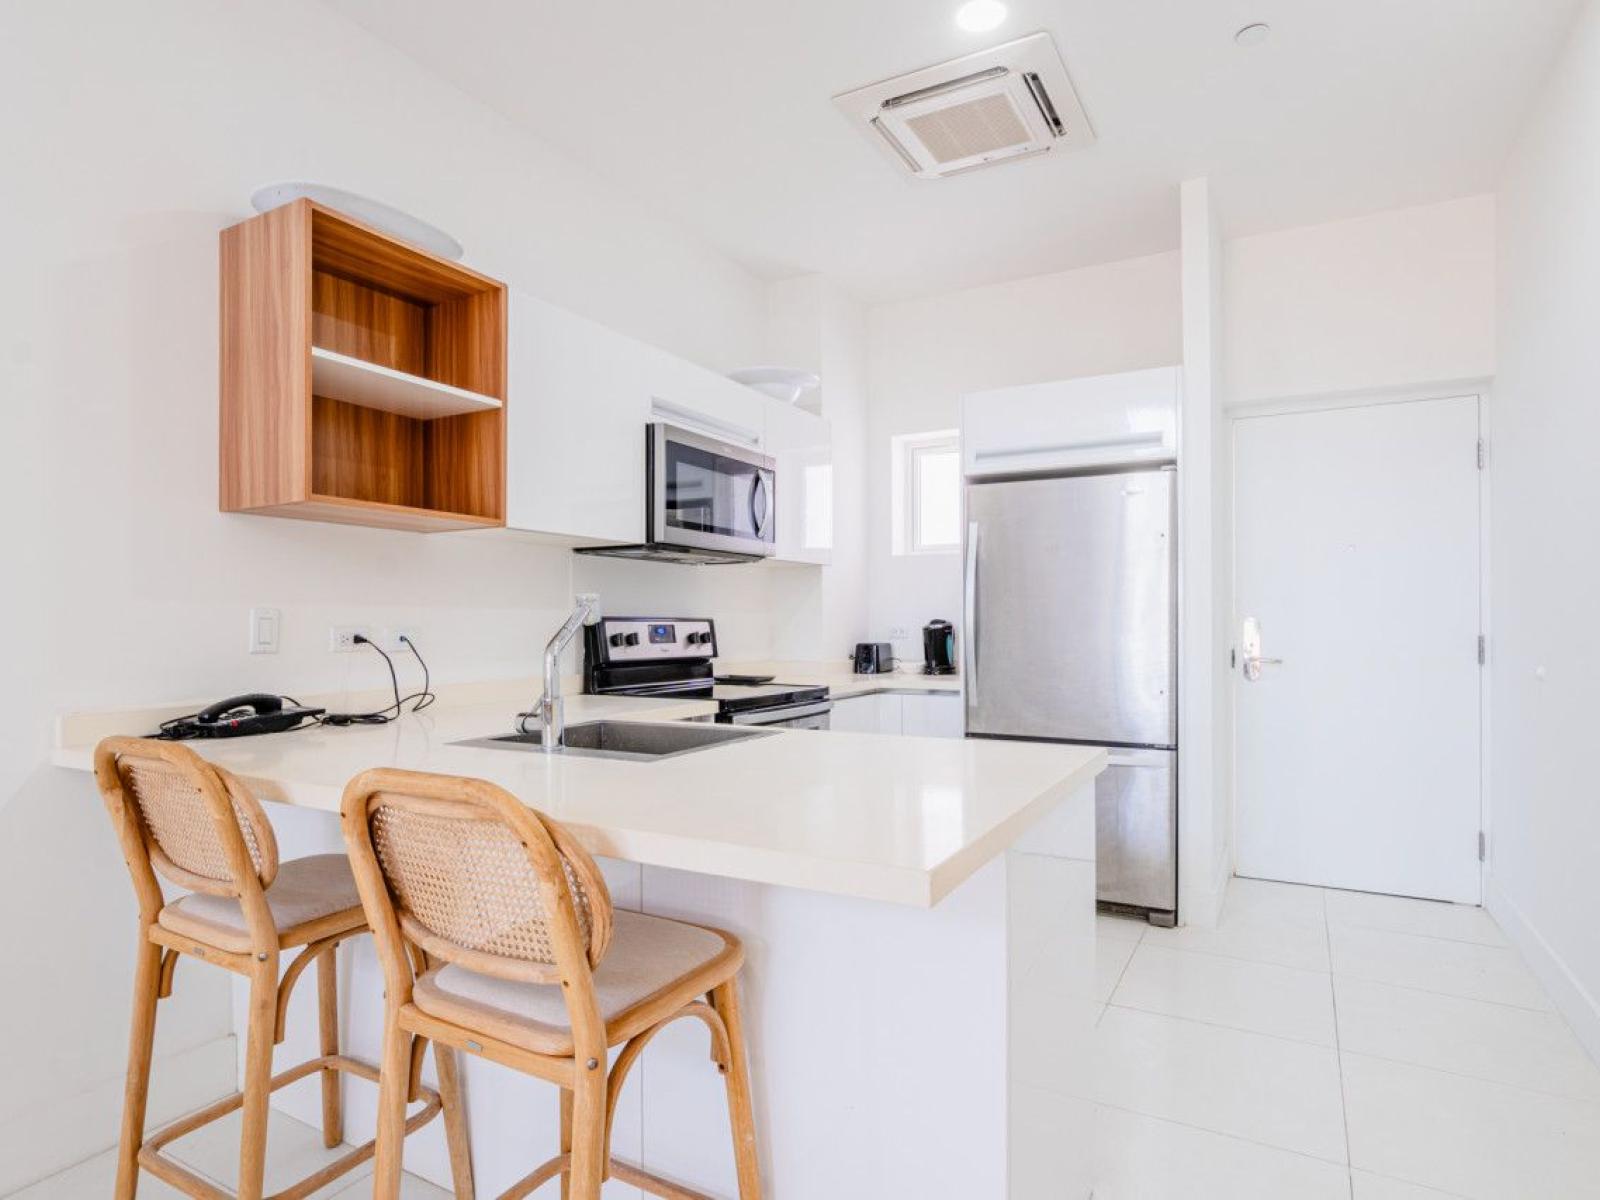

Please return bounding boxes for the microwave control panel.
[593,617,717,662]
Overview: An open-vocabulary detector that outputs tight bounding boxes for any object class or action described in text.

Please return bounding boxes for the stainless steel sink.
[453,720,773,762]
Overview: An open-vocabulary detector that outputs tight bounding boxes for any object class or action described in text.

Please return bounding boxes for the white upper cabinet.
[507,292,800,546]
[644,350,769,452]
[961,366,1181,478]
[505,291,652,542]
[764,401,833,565]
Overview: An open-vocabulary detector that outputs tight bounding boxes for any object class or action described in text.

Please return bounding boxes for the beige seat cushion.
[158,854,364,952]
[412,909,740,1055]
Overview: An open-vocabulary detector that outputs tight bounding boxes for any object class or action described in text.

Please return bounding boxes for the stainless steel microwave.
[643,423,776,562]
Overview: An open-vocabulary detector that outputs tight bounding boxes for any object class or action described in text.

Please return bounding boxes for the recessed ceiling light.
[1234,22,1271,47]
[955,0,1008,34]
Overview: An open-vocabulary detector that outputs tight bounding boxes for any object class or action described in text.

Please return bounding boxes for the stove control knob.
[609,632,628,648]
[624,633,641,646]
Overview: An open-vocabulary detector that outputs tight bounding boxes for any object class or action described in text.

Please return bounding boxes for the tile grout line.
[1100,918,1144,1004]
[1101,1000,1338,1052]
[1329,968,1556,1014]
[1324,888,1357,1199]
[1336,1045,1600,1108]
[1330,917,1508,949]
[1135,937,1334,977]
[1093,1099,1353,1170]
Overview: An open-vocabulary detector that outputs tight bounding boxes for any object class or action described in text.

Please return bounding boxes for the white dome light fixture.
[249,183,464,260]
[955,0,1008,34]
[1234,22,1272,47]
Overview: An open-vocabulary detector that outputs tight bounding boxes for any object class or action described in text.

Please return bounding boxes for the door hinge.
[1477,635,1486,665]
[1478,831,1487,862]
[1477,439,1487,469]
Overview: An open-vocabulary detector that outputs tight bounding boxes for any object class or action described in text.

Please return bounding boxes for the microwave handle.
[751,472,772,539]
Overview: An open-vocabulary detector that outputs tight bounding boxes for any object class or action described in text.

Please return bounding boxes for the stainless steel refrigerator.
[963,465,1178,925]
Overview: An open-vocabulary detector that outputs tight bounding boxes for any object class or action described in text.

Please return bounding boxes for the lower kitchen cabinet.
[831,691,963,736]
[902,692,964,737]
[830,692,903,734]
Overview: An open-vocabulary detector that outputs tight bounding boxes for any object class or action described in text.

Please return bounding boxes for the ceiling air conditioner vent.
[834,33,1094,180]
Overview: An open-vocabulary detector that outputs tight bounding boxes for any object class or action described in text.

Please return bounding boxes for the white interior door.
[1233,396,1482,903]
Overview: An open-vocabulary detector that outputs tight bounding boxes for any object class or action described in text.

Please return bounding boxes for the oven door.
[722,700,832,730]
[650,423,777,558]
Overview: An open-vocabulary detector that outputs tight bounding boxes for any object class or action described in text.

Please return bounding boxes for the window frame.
[897,429,962,556]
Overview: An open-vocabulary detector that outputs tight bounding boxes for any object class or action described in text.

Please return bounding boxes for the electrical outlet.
[381,627,419,654]
[328,625,373,653]
[888,625,910,639]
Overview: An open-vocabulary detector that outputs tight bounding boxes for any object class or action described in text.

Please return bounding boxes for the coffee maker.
[922,620,956,675]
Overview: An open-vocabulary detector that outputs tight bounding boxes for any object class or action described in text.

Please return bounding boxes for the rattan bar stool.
[94,737,469,1200]
[340,767,763,1200]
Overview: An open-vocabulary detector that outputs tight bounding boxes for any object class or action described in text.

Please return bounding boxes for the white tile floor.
[1092,877,1600,1200]
[4,1108,451,1199]
[12,877,1599,1199]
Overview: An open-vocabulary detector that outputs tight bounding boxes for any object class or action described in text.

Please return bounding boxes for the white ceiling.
[327,0,1581,302]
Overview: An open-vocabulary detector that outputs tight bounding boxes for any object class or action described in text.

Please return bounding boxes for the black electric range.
[583,617,831,729]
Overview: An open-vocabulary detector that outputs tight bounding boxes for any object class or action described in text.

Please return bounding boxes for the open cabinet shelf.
[310,346,502,420]
[220,199,508,532]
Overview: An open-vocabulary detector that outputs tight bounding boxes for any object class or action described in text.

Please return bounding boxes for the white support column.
[1179,177,1231,927]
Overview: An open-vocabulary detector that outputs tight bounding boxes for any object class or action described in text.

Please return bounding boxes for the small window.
[892,430,962,555]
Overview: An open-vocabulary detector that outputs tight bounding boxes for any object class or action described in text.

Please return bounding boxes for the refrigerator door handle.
[964,521,980,704]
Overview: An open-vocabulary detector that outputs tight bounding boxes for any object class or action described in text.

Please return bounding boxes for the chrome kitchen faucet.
[522,593,601,750]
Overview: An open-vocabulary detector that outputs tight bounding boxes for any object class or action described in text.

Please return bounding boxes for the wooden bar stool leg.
[567,1074,607,1200]
[372,1017,412,1199]
[316,948,342,1149]
[712,979,763,1200]
[237,963,278,1200]
[558,1087,574,1200]
[434,1043,475,1199]
[115,937,163,1200]
[556,1094,576,1200]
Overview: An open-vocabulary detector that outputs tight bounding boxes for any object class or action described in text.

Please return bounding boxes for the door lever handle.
[1242,655,1283,682]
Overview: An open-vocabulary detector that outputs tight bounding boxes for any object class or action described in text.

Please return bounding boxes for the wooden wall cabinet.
[220,199,508,532]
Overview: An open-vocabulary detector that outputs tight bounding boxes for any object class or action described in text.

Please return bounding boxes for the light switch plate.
[249,607,281,655]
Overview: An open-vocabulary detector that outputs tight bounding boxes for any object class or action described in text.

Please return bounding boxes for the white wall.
[0,1,812,1188]
[864,254,1184,658]
[1487,0,1600,1060]
[763,276,872,664]
[1179,179,1230,926]
[1225,195,1497,404]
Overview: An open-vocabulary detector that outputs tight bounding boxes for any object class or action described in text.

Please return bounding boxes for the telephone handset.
[156,694,325,740]
[196,693,287,724]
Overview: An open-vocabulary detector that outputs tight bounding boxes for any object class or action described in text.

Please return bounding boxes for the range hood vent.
[573,543,762,566]
[833,32,1093,179]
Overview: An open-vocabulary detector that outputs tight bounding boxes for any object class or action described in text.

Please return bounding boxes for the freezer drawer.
[1096,748,1177,916]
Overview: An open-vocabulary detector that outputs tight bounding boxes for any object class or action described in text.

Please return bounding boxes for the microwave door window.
[665,441,761,538]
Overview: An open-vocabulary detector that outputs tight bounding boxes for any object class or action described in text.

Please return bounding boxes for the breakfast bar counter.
[56,680,1102,1198]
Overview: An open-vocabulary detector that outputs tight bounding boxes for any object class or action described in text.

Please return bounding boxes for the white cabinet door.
[765,401,833,565]
[645,351,768,451]
[505,291,651,541]
[829,694,903,734]
[962,366,1180,479]
[901,693,964,738]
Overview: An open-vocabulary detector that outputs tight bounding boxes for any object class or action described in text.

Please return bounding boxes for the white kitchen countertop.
[52,666,1097,908]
